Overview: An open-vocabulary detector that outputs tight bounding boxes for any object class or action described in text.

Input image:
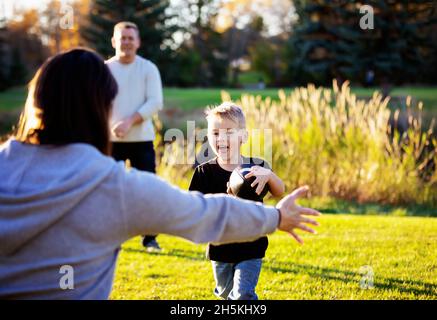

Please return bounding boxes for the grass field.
[2,86,436,136]
[1,85,436,300]
[110,214,437,300]
[164,87,437,111]
[1,86,437,112]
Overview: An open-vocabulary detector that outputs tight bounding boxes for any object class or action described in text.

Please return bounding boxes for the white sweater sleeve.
[136,62,163,120]
[119,166,279,244]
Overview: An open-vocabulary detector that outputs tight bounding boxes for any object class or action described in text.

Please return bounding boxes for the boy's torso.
[190,157,269,263]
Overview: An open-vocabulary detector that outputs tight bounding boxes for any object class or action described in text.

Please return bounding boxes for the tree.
[0,10,48,90]
[40,0,90,54]
[170,0,228,86]
[0,23,11,91]
[289,0,437,85]
[248,34,289,86]
[8,47,28,87]
[81,0,177,83]
[224,15,265,86]
[421,2,437,83]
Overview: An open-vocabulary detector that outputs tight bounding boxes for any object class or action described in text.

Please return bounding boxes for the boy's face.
[207,116,247,163]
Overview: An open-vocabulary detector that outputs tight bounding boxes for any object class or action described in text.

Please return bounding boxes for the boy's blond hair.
[205,102,246,129]
[113,21,139,37]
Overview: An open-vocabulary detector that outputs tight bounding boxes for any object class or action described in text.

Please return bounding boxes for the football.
[229,163,269,202]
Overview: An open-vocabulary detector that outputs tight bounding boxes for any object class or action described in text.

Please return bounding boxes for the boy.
[189,102,285,300]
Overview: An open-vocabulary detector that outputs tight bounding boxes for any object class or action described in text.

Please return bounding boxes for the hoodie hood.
[0,139,115,256]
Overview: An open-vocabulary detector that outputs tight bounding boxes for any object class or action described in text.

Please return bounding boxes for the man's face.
[112,27,140,58]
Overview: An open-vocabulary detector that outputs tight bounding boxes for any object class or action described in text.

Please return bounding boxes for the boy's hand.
[276,186,321,244]
[244,165,272,195]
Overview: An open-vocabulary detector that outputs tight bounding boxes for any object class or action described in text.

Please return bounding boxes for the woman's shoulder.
[2,139,116,172]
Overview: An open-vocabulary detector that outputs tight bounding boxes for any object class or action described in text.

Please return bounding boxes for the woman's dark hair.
[15,47,118,155]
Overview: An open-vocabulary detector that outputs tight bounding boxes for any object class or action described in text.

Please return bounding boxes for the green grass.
[1,85,435,299]
[353,86,437,113]
[0,86,279,112]
[2,86,435,137]
[163,88,280,111]
[111,214,437,300]
[273,197,437,217]
[0,87,27,111]
[163,87,437,111]
[1,86,436,112]
[237,71,266,85]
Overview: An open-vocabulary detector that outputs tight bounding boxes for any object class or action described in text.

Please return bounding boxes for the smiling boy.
[189,102,285,300]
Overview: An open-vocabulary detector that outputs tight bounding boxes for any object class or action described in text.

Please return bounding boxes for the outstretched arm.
[118,164,320,245]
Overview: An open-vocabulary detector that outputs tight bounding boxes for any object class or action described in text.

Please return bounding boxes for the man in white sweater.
[106,21,164,252]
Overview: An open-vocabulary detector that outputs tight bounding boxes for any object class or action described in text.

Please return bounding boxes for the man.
[106,21,163,252]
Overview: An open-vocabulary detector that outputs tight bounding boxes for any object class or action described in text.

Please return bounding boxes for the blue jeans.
[211,259,262,300]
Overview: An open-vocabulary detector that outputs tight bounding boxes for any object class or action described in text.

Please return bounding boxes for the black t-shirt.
[189,156,270,263]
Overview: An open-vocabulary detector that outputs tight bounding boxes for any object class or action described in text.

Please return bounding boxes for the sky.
[1,0,295,36]
[0,0,68,19]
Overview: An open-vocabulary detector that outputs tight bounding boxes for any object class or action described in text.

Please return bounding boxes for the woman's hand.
[276,186,321,244]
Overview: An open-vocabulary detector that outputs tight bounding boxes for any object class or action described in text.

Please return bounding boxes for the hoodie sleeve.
[119,166,280,244]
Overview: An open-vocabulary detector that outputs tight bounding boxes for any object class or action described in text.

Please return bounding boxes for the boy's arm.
[267,170,285,197]
[263,161,285,197]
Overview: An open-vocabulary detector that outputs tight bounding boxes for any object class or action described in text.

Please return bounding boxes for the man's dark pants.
[112,141,157,245]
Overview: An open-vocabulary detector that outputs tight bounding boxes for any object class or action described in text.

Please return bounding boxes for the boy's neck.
[217,154,243,172]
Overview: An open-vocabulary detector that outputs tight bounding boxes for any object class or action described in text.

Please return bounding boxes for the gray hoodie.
[0,139,279,299]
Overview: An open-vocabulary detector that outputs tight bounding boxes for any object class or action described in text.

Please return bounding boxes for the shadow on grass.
[122,247,436,298]
[122,247,206,261]
[263,260,436,298]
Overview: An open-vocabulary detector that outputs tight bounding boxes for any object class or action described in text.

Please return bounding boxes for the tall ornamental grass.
[154,81,436,207]
[229,81,436,207]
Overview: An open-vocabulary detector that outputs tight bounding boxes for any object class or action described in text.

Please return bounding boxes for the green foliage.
[81,0,177,83]
[167,49,202,87]
[0,25,9,91]
[289,0,437,85]
[175,30,228,87]
[230,81,437,207]
[248,41,281,85]
[8,47,28,87]
[151,82,437,210]
[111,214,437,299]
[178,25,228,86]
[0,19,47,91]
[238,71,265,85]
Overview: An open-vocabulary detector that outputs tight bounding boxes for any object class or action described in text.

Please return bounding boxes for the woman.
[0,48,320,299]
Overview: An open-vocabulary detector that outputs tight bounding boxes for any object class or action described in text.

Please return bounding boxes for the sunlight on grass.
[111,214,437,300]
